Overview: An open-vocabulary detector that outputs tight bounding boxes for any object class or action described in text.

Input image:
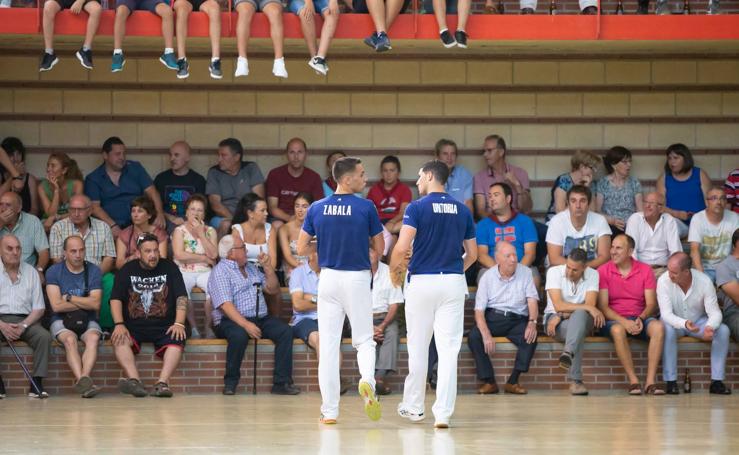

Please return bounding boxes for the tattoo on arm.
[176,296,189,312]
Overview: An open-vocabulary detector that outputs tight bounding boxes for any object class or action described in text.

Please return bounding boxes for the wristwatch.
[21,323,28,332]
[65,293,72,302]
[310,296,318,304]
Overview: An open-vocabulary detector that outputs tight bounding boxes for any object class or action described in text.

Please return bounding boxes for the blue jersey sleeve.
[464,210,476,240]
[302,205,317,236]
[402,201,419,229]
[368,203,383,237]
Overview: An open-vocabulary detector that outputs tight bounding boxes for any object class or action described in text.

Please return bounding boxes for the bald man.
[0,191,49,273]
[154,141,206,232]
[625,192,682,279]
[468,241,539,395]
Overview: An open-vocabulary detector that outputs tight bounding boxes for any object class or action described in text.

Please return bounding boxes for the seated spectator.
[110,232,188,398]
[40,0,101,71]
[597,234,664,395]
[38,152,84,232]
[0,192,49,271]
[45,235,103,398]
[688,188,739,282]
[322,151,346,197]
[289,248,319,353]
[725,168,738,214]
[367,155,412,235]
[209,234,300,395]
[84,137,166,238]
[716,229,739,342]
[473,135,531,219]
[0,137,39,216]
[115,196,168,271]
[206,138,265,237]
[625,191,682,279]
[546,185,611,269]
[278,192,313,284]
[172,0,222,79]
[290,0,339,75]
[544,248,603,396]
[656,143,712,238]
[363,0,406,52]
[436,138,473,213]
[0,235,52,398]
[265,138,324,229]
[172,194,218,339]
[476,182,537,284]
[595,146,643,236]
[370,248,402,396]
[545,150,600,222]
[111,0,176,73]
[154,141,206,232]
[468,241,539,395]
[234,0,287,78]
[658,252,731,395]
[432,0,469,48]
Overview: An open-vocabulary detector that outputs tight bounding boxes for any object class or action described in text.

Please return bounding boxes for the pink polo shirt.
[473,164,530,212]
[598,259,656,318]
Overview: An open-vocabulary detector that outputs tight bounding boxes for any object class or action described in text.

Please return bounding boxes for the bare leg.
[173,0,192,59]
[432,0,448,30]
[114,342,140,379]
[365,0,387,32]
[42,1,61,50]
[262,2,284,59]
[308,331,320,360]
[457,0,471,31]
[83,0,102,48]
[59,332,83,380]
[236,3,256,58]
[80,331,100,377]
[645,321,664,387]
[201,0,221,58]
[156,3,175,49]
[317,8,339,57]
[385,0,405,30]
[158,346,183,384]
[610,324,639,385]
[113,6,131,50]
[298,8,318,57]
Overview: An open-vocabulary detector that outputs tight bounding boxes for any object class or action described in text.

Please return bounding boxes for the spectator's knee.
[650,320,664,338]
[610,323,626,338]
[87,1,102,14]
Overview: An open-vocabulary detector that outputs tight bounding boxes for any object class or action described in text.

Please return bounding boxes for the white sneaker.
[234,57,249,78]
[397,403,425,422]
[272,58,288,79]
[434,420,450,429]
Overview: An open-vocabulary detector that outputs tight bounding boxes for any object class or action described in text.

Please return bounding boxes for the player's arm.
[296,229,313,258]
[389,225,416,287]
[462,238,478,272]
[370,231,385,258]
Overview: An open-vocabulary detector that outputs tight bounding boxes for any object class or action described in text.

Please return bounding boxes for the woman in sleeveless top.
[0,137,39,216]
[38,152,84,232]
[278,192,313,285]
[656,143,712,237]
[172,194,218,339]
[594,146,643,235]
[116,196,169,270]
[545,150,600,222]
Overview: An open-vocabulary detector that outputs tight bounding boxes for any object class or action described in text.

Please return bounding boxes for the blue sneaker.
[363,33,378,50]
[375,32,392,52]
[111,52,125,72]
[159,52,178,70]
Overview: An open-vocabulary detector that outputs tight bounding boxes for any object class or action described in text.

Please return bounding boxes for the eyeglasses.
[644,201,664,207]
[706,196,727,202]
[69,206,91,213]
[230,245,246,251]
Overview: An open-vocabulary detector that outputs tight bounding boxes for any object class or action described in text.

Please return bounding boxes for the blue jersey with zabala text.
[404,192,476,275]
[302,194,383,271]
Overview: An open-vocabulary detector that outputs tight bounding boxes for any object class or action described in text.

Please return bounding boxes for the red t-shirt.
[598,259,656,318]
[265,165,324,216]
[367,181,413,221]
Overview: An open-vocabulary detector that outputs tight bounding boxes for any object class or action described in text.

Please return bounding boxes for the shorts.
[116,0,167,13]
[352,0,410,13]
[188,0,207,9]
[50,319,102,341]
[289,0,329,14]
[234,0,282,11]
[600,316,657,342]
[51,0,100,9]
[293,318,318,345]
[128,325,186,358]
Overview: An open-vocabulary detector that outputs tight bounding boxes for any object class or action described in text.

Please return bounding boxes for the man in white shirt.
[546,185,611,269]
[370,249,403,396]
[688,187,739,282]
[544,248,604,396]
[716,229,739,342]
[658,252,731,395]
[625,191,682,278]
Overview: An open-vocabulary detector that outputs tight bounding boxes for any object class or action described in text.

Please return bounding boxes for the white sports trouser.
[318,268,376,419]
[401,273,467,423]
[520,0,598,10]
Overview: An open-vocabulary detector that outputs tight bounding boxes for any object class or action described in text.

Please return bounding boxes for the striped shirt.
[0,261,45,315]
[208,259,268,326]
[49,217,116,265]
[475,264,539,315]
[0,212,49,266]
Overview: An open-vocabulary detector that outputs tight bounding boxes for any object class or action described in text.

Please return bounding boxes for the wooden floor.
[2,392,738,454]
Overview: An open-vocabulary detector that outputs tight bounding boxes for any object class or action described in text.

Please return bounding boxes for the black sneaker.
[558,351,573,370]
[521,7,535,13]
[76,48,93,70]
[440,30,457,48]
[709,380,731,395]
[222,385,236,395]
[636,0,649,14]
[454,30,468,49]
[209,59,223,79]
[665,381,679,395]
[271,383,301,395]
[581,5,598,14]
[39,52,58,72]
[308,56,329,76]
[0,375,6,399]
[28,377,49,399]
[176,58,189,79]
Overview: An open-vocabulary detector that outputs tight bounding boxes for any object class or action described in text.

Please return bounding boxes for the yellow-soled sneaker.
[319,414,337,425]
[358,381,382,421]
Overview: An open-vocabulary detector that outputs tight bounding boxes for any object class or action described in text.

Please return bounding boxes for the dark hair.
[434,139,457,156]
[233,192,265,225]
[664,143,694,175]
[732,228,739,250]
[420,160,450,185]
[380,155,402,173]
[286,137,307,151]
[484,134,507,152]
[294,192,314,206]
[333,157,362,183]
[603,146,632,175]
[326,151,346,168]
[0,137,25,174]
[136,232,160,249]
[614,233,636,250]
[566,184,592,204]
[48,152,84,182]
[62,234,85,251]
[102,136,125,153]
[184,193,208,212]
[131,195,157,224]
[218,138,244,160]
[567,248,588,264]
[489,182,513,207]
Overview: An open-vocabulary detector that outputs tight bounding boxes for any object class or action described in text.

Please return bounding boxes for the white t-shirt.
[688,210,739,270]
[544,264,600,314]
[371,262,404,313]
[625,212,682,266]
[545,210,611,263]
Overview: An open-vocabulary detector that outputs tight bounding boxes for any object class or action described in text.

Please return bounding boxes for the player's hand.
[167,323,187,341]
[702,325,714,341]
[546,314,560,337]
[685,320,699,333]
[589,307,606,329]
[70,0,84,14]
[243,321,262,340]
[390,269,404,288]
[525,322,537,344]
[482,332,495,355]
[111,324,130,346]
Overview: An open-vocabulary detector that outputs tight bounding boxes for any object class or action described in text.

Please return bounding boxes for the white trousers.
[182,270,211,299]
[318,268,376,419]
[401,273,467,423]
[520,0,597,9]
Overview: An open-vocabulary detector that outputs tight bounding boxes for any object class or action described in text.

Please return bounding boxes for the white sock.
[164,47,174,54]
[440,28,448,34]
[274,57,284,63]
[82,45,91,51]
[113,48,123,55]
[238,56,247,63]
[45,48,54,55]
[212,56,219,62]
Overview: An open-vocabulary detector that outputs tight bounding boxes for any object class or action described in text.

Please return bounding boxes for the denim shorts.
[293,318,318,345]
[600,316,657,342]
[234,0,282,11]
[50,319,102,341]
[116,0,166,13]
[289,0,329,14]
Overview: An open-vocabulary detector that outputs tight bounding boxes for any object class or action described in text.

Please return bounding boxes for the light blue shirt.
[475,264,539,315]
[445,165,473,205]
[289,263,319,325]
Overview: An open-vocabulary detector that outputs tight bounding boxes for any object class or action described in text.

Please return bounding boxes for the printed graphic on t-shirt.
[379,196,398,214]
[564,235,597,260]
[700,232,732,263]
[128,274,169,319]
[494,226,517,243]
[165,185,196,217]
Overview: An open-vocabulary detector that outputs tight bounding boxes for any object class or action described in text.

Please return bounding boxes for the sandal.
[645,384,665,396]
[152,381,173,398]
[628,383,643,395]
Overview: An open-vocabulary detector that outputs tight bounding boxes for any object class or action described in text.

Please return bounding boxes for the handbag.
[62,261,90,337]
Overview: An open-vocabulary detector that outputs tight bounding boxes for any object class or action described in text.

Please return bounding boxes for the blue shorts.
[600,316,657,342]
[293,318,318,346]
[116,0,167,13]
[289,0,329,13]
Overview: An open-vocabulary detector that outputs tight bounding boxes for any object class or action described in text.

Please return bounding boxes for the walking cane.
[5,338,45,398]
[253,281,263,395]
